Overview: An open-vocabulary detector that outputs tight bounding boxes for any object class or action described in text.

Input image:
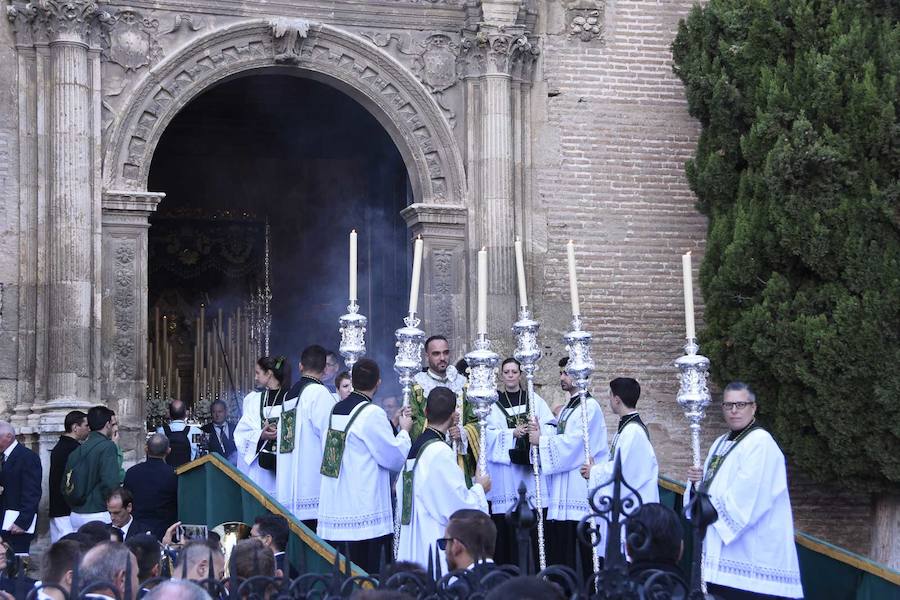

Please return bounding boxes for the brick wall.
[531,0,872,555]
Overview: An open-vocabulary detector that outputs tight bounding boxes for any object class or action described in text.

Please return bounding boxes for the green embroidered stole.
[278,377,322,454]
[320,400,372,478]
[400,436,442,525]
[556,396,582,434]
[702,421,761,490]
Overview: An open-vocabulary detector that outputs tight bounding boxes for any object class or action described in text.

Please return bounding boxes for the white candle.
[408,236,424,316]
[477,248,488,335]
[566,240,580,316]
[349,230,358,302]
[682,251,696,339]
[514,237,528,308]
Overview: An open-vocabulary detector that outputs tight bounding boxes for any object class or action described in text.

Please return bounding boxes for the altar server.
[275,345,336,531]
[528,357,607,574]
[686,381,803,600]
[234,356,290,497]
[396,386,490,567]
[317,358,412,574]
[485,358,554,564]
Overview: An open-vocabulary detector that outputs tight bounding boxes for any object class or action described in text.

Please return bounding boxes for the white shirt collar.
[3,439,18,459]
[119,516,133,536]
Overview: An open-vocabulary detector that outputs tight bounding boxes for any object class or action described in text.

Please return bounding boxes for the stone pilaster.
[401,203,469,354]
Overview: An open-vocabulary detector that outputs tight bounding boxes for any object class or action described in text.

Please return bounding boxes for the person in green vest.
[64,405,121,528]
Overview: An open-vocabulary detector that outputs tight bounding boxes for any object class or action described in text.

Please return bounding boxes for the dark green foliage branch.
[672,0,900,492]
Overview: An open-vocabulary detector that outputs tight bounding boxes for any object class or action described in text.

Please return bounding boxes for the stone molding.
[6,0,112,47]
[103,19,467,208]
[102,189,165,217]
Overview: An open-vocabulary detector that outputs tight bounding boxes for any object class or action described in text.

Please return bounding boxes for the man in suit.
[251,514,297,579]
[200,400,237,464]
[0,421,41,554]
[123,434,178,541]
[106,487,150,541]
[49,410,89,542]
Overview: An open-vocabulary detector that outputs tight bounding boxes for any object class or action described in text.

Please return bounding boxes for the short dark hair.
[501,357,521,370]
[484,575,564,600]
[169,400,187,420]
[424,335,448,352]
[425,387,456,424]
[300,345,328,373]
[454,358,469,377]
[352,358,380,391]
[106,486,133,509]
[609,377,641,408]
[723,381,757,403]
[59,532,94,553]
[446,509,496,562]
[558,357,569,369]
[335,371,351,388]
[176,539,222,573]
[87,406,115,431]
[147,432,170,458]
[625,503,683,565]
[210,400,227,412]
[78,521,113,546]
[42,540,82,585]
[64,410,87,434]
[230,538,275,578]
[258,356,291,388]
[125,533,162,581]
[254,514,289,553]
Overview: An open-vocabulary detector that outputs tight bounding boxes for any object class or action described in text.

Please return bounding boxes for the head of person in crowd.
[210,401,228,427]
[169,400,188,422]
[608,377,641,416]
[251,515,289,554]
[324,350,342,385]
[227,538,280,599]
[0,421,15,455]
[336,371,353,401]
[441,509,497,571]
[378,559,427,583]
[484,575,564,600]
[87,405,117,437]
[351,358,381,397]
[59,532,94,553]
[380,394,400,422]
[125,533,164,585]
[558,357,576,394]
[425,387,457,430]
[500,358,522,392]
[79,541,140,600]
[256,356,291,390]
[424,336,450,377]
[78,521,115,547]
[300,345,328,380]
[147,432,171,460]
[40,540,83,600]
[625,503,684,567]
[107,487,134,530]
[64,410,90,441]
[143,579,213,600]
[174,539,225,582]
[721,381,757,432]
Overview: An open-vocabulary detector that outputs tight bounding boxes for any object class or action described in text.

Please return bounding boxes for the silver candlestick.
[338,301,367,372]
[465,334,500,478]
[563,314,601,576]
[394,314,426,408]
[675,338,711,470]
[513,307,547,571]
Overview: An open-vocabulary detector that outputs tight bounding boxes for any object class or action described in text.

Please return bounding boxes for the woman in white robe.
[234,356,290,497]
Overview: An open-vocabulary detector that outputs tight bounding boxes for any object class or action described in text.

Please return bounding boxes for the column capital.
[102,190,165,221]
[459,24,539,79]
[7,0,112,47]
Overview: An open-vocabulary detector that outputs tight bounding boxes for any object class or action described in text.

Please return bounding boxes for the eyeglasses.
[436,537,456,551]
[722,401,754,412]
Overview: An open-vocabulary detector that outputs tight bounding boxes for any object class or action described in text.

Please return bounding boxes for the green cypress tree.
[672,0,900,495]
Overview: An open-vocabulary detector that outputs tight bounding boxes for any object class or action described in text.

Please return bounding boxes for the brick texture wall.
[531,0,872,555]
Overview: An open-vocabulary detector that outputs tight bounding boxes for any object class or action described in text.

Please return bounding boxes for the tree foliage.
[672,0,900,492]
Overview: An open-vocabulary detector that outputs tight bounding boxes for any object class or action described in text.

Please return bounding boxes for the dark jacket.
[48,435,81,518]
[0,442,42,530]
[123,457,178,541]
[64,431,120,514]
[200,421,237,459]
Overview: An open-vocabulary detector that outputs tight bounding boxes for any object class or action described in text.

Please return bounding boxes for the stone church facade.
[0,0,874,553]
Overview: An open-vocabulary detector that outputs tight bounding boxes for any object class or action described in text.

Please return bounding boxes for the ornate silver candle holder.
[675,338,711,470]
[563,314,601,575]
[394,314,426,407]
[512,307,547,571]
[338,301,367,372]
[464,334,500,477]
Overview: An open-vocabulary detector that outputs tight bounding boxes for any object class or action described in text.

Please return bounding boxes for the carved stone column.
[401,203,469,354]
[101,191,163,463]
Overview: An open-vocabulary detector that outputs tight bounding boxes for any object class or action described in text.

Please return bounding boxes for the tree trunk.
[871,493,900,569]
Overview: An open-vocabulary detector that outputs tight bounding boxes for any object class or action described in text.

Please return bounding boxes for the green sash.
[557,397,581,434]
[702,422,761,489]
[278,378,320,454]
[320,401,371,479]
[400,438,441,525]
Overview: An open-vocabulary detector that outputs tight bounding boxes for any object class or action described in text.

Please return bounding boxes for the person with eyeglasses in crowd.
[438,509,497,579]
[685,382,803,600]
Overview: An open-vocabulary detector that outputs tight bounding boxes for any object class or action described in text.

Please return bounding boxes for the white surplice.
[484,392,555,514]
[275,378,336,519]
[234,390,283,496]
[413,366,471,455]
[539,395,608,523]
[588,416,659,505]
[687,428,803,598]
[396,438,488,567]
[317,398,411,541]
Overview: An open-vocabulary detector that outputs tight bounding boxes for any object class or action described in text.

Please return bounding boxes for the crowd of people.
[0,338,803,599]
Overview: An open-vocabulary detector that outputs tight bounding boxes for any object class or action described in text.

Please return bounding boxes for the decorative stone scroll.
[459,25,540,78]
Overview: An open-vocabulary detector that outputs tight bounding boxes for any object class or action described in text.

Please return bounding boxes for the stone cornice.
[401,203,468,227]
[102,190,165,214]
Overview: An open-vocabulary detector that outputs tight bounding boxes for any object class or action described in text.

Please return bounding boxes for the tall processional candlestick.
[563,240,601,575]
[465,249,499,478]
[512,237,547,571]
[394,236,426,409]
[339,230,367,372]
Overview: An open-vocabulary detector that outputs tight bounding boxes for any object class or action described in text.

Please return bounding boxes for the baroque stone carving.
[113,240,137,379]
[566,1,605,43]
[162,13,204,35]
[7,0,111,45]
[413,34,459,93]
[459,26,539,78]
[103,10,162,72]
[431,248,455,339]
[270,17,310,64]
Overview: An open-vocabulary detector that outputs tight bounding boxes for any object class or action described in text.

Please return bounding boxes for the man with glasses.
[438,508,497,574]
[323,351,342,395]
[686,382,803,600]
